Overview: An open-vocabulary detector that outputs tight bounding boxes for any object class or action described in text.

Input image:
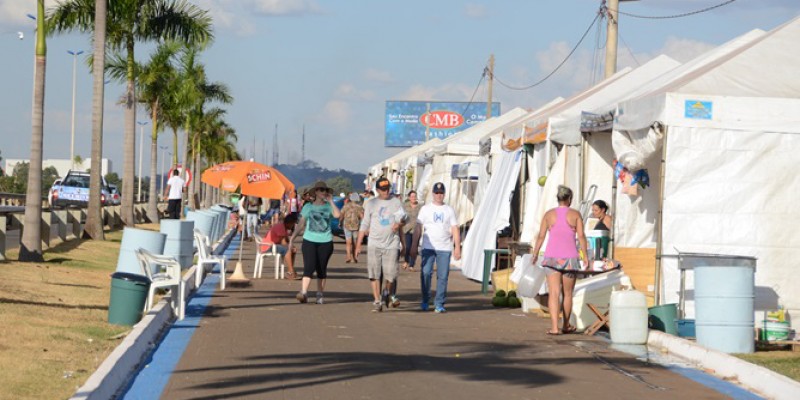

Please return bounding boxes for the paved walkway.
[128,234,736,399]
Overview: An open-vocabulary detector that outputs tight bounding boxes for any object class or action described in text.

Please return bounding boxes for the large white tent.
[605,17,800,323]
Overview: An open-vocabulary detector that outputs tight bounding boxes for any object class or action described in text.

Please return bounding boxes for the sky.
[0,0,798,176]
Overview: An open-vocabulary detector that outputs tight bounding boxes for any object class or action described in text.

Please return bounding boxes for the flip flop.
[546,330,562,335]
[562,325,577,334]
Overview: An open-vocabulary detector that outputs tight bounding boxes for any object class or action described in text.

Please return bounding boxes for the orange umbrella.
[201,161,294,199]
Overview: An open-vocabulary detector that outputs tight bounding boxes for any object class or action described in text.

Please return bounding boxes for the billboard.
[385,101,501,147]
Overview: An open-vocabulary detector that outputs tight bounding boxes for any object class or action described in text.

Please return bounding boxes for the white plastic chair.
[135,248,185,320]
[253,236,284,279]
[194,229,227,290]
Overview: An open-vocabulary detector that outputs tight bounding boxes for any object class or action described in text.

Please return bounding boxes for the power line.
[612,0,737,20]
[618,30,641,67]
[459,67,487,116]
[494,11,602,91]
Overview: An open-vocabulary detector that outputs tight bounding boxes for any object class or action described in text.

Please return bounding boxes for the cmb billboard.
[385,101,501,147]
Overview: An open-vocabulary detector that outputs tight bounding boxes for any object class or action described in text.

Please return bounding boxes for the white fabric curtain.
[520,144,546,243]
[460,150,523,281]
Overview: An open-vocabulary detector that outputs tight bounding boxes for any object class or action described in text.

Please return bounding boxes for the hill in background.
[275,160,366,195]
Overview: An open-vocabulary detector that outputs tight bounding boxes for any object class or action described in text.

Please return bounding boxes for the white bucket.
[610,289,648,344]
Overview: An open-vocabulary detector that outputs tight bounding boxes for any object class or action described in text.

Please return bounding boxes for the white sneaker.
[316,292,324,304]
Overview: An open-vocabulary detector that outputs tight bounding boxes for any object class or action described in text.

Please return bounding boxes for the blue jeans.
[420,249,451,308]
[403,232,417,267]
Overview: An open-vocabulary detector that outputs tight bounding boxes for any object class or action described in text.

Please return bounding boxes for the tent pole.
[654,125,670,306]
[609,131,617,261]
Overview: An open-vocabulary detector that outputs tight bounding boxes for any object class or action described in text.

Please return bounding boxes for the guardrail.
[0,193,27,207]
[0,202,166,261]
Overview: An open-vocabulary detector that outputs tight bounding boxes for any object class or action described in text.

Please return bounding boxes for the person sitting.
[591,200,612,232]
[260,214,299,279]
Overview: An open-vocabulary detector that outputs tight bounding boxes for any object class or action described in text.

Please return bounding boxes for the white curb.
[70,228,234,400]
[647,330,800,400]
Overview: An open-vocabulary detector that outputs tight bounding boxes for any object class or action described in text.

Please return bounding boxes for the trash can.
[108,272,150,326]
[648,303,678,335]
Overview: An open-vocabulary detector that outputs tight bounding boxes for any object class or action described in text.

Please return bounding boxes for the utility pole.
[302,124,305,162]
[272,123,279,166]
[486,54,495,119]
[604,0,620,78]
[424,103,431,142]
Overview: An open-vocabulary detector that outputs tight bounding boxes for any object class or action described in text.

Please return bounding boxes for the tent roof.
[616,17,800,130]
[429,107,529,156]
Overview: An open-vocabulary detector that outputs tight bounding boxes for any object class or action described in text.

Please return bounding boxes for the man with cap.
[355,177,406,312]
[411,182,461,313]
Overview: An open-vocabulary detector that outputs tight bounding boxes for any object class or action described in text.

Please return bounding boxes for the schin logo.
[246,170,272,183]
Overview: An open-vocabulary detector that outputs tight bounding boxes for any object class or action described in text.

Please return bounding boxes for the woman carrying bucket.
[530,185,589,335]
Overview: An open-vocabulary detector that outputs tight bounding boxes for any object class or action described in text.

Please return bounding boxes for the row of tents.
[367,17,800,327]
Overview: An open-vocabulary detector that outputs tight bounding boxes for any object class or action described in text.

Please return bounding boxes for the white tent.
[607,17,800,323]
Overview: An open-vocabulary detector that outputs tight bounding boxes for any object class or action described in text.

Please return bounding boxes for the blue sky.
[0,0,798,174]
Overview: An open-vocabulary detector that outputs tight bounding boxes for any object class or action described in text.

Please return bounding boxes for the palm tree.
[48,0,213,226]
[19,0,47,262]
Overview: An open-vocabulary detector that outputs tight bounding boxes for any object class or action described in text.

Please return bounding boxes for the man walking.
[355,177,405,312]
[164,169,185,219]
[411,182,461,313]
[244,195,262,241]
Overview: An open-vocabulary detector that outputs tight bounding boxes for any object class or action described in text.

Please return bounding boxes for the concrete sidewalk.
[133,236,734,399]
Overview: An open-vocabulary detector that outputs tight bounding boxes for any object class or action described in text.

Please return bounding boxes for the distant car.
[50,171,112,209]
[330,196,345,237]
[48,178,62,208]
[108,184,121,205]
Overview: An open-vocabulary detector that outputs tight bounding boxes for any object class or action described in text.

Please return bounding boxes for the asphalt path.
[117,232,743,400]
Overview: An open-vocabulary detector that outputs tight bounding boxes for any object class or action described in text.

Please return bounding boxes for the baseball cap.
[432,182,445,194]
[376,177,391,191]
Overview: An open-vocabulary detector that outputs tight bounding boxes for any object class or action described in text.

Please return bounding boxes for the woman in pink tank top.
[531,185,588,335]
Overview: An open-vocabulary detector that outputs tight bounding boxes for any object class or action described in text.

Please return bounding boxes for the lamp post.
[137,120,148,202]
[67,49,84,169]
[160,146,169,197]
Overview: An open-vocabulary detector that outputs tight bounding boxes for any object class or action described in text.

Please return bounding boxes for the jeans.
[246,213,258,238]
[420,249,451,308]
[403,232,417,267]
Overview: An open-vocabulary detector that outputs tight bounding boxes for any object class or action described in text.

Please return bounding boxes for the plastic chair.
[194,229,227,290]
[135,248,185,320]
[253,236,284,279]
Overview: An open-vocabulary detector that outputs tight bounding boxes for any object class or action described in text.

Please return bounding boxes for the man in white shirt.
[164,169,185,219]
[410,182,461,313]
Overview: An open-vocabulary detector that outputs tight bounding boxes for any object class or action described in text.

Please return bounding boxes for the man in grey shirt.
[355,177,405,312]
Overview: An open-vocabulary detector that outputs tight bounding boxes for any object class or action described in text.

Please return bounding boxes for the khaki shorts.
[367,246,399,282]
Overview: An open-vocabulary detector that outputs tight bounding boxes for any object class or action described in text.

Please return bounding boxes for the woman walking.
[530,185,589,335]
[290,181,340,304]
[400,190,421,271]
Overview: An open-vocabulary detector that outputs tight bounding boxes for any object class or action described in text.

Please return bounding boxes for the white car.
[48,179,62,208]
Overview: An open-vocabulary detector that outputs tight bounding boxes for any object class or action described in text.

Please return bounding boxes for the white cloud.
[399,83,475,101]
[364,68,394,84]
[318,100,351,126]
[248,0,323,17]
[464,4,488,19]
[334,83,374,101]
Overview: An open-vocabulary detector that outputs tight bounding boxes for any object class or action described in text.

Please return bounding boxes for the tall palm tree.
[19,0,47,261]
[83,0,109,240]
[48,0,213,226]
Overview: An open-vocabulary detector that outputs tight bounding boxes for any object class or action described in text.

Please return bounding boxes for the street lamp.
[67,49,84,169]
[137,120,149,202]
[160,146,169,197]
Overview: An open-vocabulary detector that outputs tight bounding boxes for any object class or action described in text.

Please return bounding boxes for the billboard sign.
[385,101,501,147]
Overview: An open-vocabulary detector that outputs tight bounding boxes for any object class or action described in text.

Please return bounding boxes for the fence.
[0,202,164,261]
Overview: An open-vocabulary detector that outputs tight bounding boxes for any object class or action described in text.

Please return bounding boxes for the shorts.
[367,246,398,282]
[272,244,287,256]
[541,257,582,278]
[344,229,359,239]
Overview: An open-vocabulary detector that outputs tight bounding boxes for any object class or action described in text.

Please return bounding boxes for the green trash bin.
[648,303,678,335]
[108,272,150,326]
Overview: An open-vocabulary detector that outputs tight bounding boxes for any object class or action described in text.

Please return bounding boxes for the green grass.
[737,351,800,382]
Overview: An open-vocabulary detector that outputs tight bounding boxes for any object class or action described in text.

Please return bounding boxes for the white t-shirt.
[167,175,185,200]
[417,203,457,251]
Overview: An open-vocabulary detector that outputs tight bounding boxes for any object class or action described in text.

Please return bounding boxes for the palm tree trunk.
[84,0,107,241]
[181,122,190,210]
[147,106,160,223]
[19,0,47,262]
[172,128,179,166]
[120,37,137,226]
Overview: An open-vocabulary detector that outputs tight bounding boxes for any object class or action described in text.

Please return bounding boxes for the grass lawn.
[0,230,130,400]
[737,350,800,383]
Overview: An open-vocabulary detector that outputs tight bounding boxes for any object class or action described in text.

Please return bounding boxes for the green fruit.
[508,297,521,308]
[497,296,509,307]
[495,289,507,298]
[507,290,517,298]
[537,176,547,187]
[492,296,505,307]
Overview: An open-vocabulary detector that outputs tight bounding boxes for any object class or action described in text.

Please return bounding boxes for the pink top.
[543,207,579,258]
